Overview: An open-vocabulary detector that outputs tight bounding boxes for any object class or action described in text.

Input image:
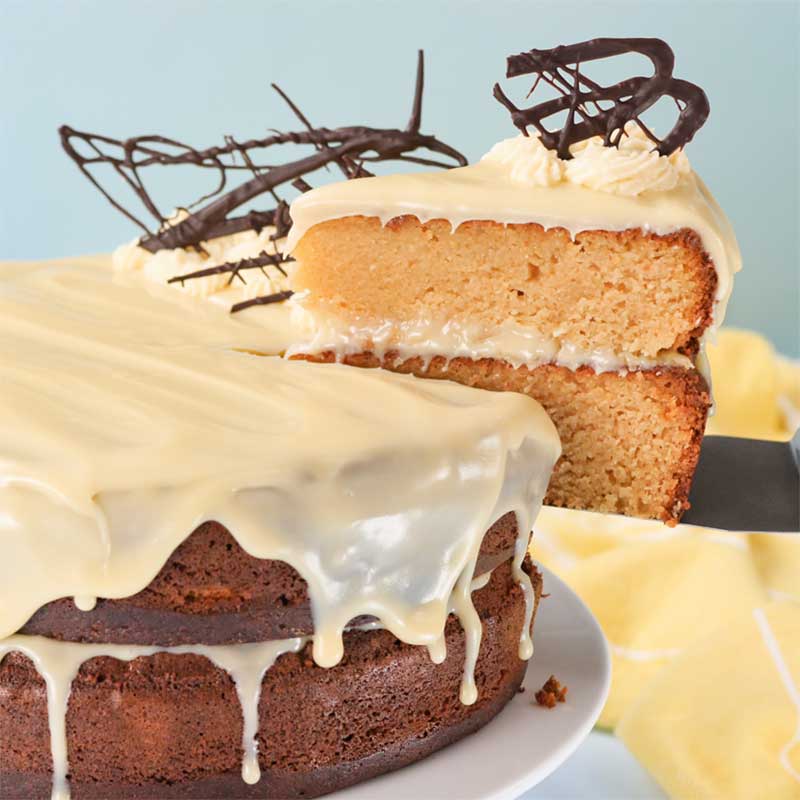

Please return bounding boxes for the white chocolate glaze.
[287,137,740,337]
[344,566,507,701]
[0,257,558,653]
[0,256,559,652]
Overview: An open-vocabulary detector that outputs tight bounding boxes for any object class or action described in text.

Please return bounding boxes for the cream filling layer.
[286,304,695,374]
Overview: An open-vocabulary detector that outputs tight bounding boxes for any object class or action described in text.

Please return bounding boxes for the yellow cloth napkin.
[532,328,800,798]
[618,603,800,799]
[704,328,787,440]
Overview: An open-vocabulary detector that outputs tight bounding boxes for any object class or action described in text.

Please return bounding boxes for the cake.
[286,39,741,523]
[0,255,560,799]
[1,37,740,798]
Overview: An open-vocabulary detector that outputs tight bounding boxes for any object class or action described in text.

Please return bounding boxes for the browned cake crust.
[296,353,710,523]
[292,216,718,358]
[20,513,520,645]
[1,561,540,800]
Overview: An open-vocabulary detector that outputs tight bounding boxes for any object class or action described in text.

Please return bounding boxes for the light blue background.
[3,0,798,354]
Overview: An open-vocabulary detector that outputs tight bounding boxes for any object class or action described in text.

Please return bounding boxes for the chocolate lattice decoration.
[59,51,466,258]
[492,37,709,159]
[167,250,294,287]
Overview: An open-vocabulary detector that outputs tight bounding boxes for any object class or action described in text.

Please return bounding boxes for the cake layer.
[286,131,741,365]
[20,514,520,645]
[292,216,718,359]
[0,562,539,800]
[297,353,710,523]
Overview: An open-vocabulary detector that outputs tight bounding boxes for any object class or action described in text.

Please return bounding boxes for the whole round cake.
[0,255,559,799]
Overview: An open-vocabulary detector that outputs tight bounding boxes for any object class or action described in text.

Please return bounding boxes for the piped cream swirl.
[480,124,691,196]
[565,125,691,195]
[481,134,564,187]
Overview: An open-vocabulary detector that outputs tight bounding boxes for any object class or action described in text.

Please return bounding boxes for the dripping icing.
[0,560,536,800]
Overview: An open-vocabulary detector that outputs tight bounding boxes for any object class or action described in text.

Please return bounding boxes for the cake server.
[680,433,800,532]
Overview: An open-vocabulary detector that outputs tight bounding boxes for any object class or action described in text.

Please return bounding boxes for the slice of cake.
[0,256,560,798]
[286,39,740,523]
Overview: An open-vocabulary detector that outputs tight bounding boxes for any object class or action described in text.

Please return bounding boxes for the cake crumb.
[535,675,567,708]
[517,686,526,694]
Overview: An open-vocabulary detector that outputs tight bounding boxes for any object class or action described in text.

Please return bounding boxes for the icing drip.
[469,571,493,591]
[351,566,494,671]
[512,513,536,661]
[1,637,80,800]
[426,634,447,665]
[348,569,508,676]
[451,564,483,705]
[200,639,308,785]
[72,596,97,612]
[0,635,306,799]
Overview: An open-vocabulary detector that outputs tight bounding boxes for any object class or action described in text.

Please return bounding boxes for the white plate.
[334,565,611,800]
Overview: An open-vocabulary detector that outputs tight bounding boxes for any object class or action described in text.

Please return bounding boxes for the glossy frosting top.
[0,256,560,668]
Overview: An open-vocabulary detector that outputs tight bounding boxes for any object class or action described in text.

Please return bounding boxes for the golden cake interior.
[293,216,717,358]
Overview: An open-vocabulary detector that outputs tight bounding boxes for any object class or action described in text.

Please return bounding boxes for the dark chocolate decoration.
[59,50,465,256]
[59,51,464,313]
[167,250,295,288]
[493,37,709,159]
[231,290,295,314]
